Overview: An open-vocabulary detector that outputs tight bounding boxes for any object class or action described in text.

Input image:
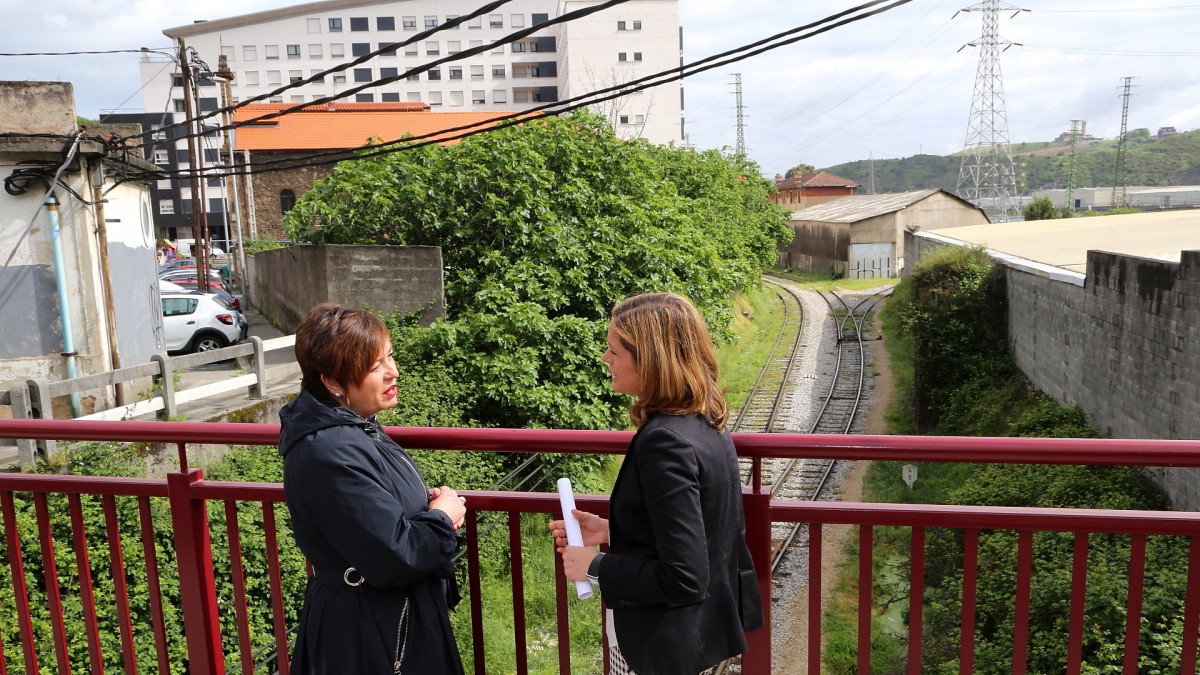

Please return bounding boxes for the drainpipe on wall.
[91,158,124,406]
[47,195,83,417]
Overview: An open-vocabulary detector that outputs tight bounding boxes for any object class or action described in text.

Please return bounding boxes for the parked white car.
[161,291,248,354]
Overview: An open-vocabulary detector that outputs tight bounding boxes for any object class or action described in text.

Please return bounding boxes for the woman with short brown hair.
[280,302,466,674]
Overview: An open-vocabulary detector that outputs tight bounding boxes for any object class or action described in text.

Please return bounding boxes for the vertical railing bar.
[907,527,925,675]
[1121,534,1147,674]
[261,502,289,675]
[67,494,105,674]
[466,512,485,675]
[509,512,528,675]
[165,470,225,675]
[857,525,873,675]
[2,491,41,675]
[1178,536,1200,674]
[101,496,138,675]
[137,496,170,675]
[552,512,571,675]
[224,500,254,675]
[1012,530,1034,674]
[958,528,978,675]
[33,492,72,675]
[807,524,823,675]
[1066,532,1089,675]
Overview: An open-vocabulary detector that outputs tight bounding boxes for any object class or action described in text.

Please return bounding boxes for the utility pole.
[214,55,248,302]
[178,38,210,293]
[1064,119,1081,215]
[954,0,1028,222]
[1112,76,1134,209]
[731,73,746,157]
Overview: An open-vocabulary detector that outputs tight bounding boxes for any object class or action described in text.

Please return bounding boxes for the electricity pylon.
[954,0,1028,222]
[1111,76,1134,208]
[1065,119,1082,215]
[731,73,746,156]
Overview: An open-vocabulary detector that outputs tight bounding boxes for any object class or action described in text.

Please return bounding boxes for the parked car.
[159,268,227,288]
[161,291,247,354]
[164,278,241,310]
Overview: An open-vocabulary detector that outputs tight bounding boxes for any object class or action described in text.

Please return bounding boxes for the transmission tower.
[868,152,876,194]
[731,73,746,156]
[1064,119,1082,215]
[1111,76,1134,208]
[954,0,1028,222]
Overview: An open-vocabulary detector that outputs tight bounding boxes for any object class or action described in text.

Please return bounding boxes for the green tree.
[1022,196,1061,221]
[285,110,792,432]
[784,163,817,178]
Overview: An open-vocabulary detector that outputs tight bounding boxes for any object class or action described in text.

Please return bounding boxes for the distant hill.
[821,129,1200,194]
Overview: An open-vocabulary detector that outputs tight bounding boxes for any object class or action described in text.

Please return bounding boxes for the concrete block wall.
[251,244,444,334]
[907,232,1200,510]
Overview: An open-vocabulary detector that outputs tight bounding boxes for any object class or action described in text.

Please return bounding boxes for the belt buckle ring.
[343,567,365,587]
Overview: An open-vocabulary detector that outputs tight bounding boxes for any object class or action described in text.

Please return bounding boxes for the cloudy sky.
[2,0,1197,177]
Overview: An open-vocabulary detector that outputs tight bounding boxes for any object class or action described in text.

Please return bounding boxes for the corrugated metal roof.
[789,189,944,222]
[232,103,520,151]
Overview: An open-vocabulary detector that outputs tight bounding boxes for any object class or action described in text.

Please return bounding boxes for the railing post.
[742,487,772,674]
[248,336,266,398]
[9,383,37,467]
[25,379,56,459]
[152,354,177,421]
[167,468,226,674]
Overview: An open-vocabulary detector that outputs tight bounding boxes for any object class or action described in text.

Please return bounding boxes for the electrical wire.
[0,48,174,57]
[125,0,915,185]
[0,133,84,274]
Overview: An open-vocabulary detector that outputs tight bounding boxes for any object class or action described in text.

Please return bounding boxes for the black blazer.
[596,412,761,675]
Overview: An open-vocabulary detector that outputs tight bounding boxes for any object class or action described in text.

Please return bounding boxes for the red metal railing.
[2,419,1200,674]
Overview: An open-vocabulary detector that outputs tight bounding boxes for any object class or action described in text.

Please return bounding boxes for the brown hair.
[609,292,728,430]
[295,303,390,401]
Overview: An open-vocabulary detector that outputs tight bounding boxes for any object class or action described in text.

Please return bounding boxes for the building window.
[180,199,193,214]
[428,68,441,80]
[307,18,321,33]
[220,45,235,61]
[355,93,375,102]
[310,69,325,83]
[286,44,301,58]
[618,52,627,62]
[289,70,303,83]
[244,71,260,85]
[448,40,461,54]
[265,44,279,59]
[381,92,400,102]
[424,16,438,29]
[267,70,281,85]
[449,66,462,80]
[309,43,323,58]
[635,114,645,124]
[472,89,486,104]
[350,17,368,31]
[449,90,464,106]
[159,200,175,215]
[330,43,345,58]
[470,65,484,80]
[510,14,525,28]
[407,73,419,81]
[489,14,503,28]
[280,189,296,214]
[633,20,642,29]
[468,16,481,29]
[469,39,483,49]
[512,42,526,53]
[402,16,417,30]
[619,115,629,124]
[151,126,166,141]
[379,41,398,56]
[634,52,642,61]
[491,66,505,78]
[446,15,460,27]
[380,67,399,79]
[404,43,418,56]
[492,42,505,55]
[407,92,422,102]
[328,18,343,32]
[377,16,396,31]
[153,149,170,164]
[352,42,370,57]
[243,45,257,61]
[354,68,372,82]
[618,20,626,30]
[333,74,347,84]
[493,89,507,103]
[426,41,439,55]
[428,91,442,106]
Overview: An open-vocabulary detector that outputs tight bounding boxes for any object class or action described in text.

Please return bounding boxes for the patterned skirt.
[607,643,717,675]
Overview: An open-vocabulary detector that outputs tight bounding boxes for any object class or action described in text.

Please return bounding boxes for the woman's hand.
[428,486,467,529]
[561,546,598,583]
[547,509,609,550]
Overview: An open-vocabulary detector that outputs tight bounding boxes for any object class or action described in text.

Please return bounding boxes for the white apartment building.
[140,0,683,145]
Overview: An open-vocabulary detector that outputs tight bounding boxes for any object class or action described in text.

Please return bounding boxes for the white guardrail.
[3,336,299,464]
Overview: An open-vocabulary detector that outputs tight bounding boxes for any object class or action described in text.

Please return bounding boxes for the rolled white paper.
[556,477,595,600]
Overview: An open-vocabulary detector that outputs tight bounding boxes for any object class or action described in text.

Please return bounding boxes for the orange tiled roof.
[232,102,521,151]
[775,171,861,190]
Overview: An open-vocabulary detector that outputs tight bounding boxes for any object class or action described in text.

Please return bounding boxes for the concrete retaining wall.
[251,244,445,334]
[907,232,1200,509]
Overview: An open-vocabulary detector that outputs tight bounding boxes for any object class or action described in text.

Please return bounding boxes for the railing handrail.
[2,419,1200,466]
